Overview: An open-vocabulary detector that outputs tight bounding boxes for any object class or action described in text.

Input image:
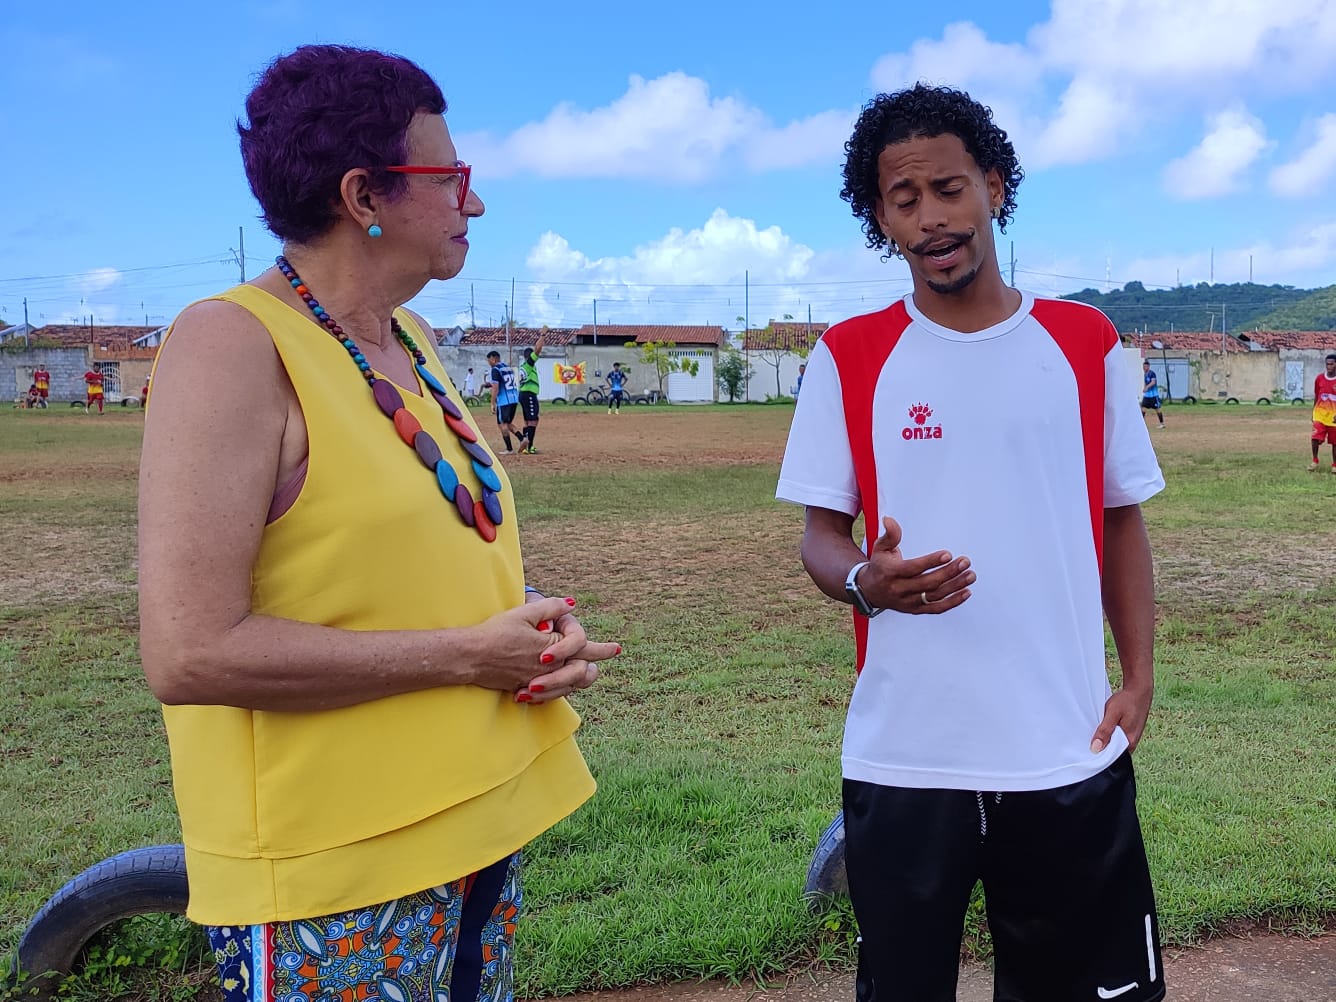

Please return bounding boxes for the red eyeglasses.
[385,163,472,211]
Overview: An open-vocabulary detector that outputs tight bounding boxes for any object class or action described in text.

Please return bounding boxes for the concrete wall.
[1283,349,1336,401]
[744,350,805,402]
[1138,348,1332,404]
[2,347,89,403]
[1189,352,1278,403]
[436,344,658,400]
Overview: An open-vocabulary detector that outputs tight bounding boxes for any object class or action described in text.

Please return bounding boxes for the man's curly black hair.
[840,84,1024,258]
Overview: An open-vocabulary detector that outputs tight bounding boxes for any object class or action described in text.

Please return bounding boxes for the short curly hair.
[238,45,446,244]
[840,84,1023,258]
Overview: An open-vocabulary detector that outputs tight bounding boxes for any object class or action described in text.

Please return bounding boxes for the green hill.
[1248,285,1336,331]
[1060,281,1321,333]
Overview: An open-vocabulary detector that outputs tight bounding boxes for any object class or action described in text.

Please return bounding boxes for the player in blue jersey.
[484,350,521,453]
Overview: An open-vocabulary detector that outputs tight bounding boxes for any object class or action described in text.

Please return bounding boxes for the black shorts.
[496,403,517,425]
[1141,395,1161,410]
[844,752,1163,1002]
[519,391,540,422]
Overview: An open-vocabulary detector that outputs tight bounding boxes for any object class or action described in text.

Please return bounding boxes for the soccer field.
[1,402,1333,997]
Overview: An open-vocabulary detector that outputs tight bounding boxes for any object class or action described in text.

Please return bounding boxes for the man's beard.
[925,265,980,295]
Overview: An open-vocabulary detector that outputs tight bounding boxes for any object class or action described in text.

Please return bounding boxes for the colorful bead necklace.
[276,255,503,542]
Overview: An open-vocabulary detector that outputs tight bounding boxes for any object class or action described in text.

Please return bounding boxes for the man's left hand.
[1090,683,1154,753]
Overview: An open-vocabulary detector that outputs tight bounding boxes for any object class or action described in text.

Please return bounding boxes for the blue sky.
[3,0,1334,333]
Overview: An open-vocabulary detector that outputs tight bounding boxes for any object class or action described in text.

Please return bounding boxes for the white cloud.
[518,210,910,326]
[1033,0,1336,91]
[528,208,815,285]
[870,21,1042,95]
[451,6,1336,185]
[1120,219,1336,289]
[76,268,122,295]
[1162,107,1272,199]
[863,3,1336,169]
[1030,77,1138,167]
[458,73,850,182]
[1269,113,1336,196]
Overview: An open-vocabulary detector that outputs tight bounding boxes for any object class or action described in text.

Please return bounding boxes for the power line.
[0,254,233,285]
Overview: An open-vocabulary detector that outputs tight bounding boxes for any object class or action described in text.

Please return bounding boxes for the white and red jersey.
[1313,373,1336,427]
[777,292,1164,792]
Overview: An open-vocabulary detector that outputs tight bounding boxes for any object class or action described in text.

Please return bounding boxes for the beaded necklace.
[276,255,503,543]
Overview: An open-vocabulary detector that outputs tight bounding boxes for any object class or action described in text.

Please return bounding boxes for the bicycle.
[570,383,610,406]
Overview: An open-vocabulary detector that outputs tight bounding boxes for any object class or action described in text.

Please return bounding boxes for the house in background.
[577,325,725,402]
[1126,330,1336,403]
[741,319,828,401]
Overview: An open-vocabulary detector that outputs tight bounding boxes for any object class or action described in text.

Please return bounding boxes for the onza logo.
[902,402,943,440]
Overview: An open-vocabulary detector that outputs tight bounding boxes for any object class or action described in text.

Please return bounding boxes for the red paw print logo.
[908,403,933,425]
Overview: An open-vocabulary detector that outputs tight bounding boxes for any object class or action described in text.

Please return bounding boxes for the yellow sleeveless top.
[156,285,594,925]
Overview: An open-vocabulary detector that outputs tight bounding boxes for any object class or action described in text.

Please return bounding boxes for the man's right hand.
[861,515,975,614]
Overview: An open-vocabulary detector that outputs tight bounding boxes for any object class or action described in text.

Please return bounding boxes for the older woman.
[138,45,619,1002]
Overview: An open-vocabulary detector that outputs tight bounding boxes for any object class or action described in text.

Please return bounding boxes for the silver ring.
[920,591,929,605]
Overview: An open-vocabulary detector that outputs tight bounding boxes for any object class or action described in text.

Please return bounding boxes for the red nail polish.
[564,597,577,606]
[537,621,552,632]
[516,692,532,703]
[614,645,623,655]
[530,683,546,693]
[540,652,554,665]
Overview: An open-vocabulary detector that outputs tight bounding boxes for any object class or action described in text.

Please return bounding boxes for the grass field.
[1,401,1334,1000]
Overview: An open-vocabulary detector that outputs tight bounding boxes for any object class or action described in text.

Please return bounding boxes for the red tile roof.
[458,327,579,347]
[743,321,828,352]
[32,324,161,350]
[1236,330,1336,351]
[575,324,725,347]
[1127,331,1250,354]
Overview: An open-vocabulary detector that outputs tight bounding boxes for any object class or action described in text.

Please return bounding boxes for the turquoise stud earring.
[368,224,383,238]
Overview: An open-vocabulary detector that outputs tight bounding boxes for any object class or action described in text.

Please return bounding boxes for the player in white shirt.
[777,84,1166,1002]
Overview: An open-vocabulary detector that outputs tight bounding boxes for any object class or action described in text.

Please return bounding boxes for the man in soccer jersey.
[607,361,628,413]
[1307,352,1336,473]
[777,85,1166,1002]
[483,350,521,454]
[517,332,546,453]
[83,368,105,414]
[1141,361,1164,429]
[32,365,50,408]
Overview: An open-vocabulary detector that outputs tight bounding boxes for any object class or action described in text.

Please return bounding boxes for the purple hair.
[238,45,446,244]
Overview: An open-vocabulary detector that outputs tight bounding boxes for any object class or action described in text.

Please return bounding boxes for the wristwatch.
[844,561,882,618]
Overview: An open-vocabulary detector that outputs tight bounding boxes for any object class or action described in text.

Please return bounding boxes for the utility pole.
[230,227,246,282]
[23,297,29,347]
[593,298,598,345]
[744,270,750,402]
[1249,255,1253,283]
[506,278,514,365]
[469,284,476,328]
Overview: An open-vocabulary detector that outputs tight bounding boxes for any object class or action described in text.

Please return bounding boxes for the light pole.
[1152,339,1170,401]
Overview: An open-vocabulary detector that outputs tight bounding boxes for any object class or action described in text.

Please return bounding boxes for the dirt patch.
[476,404,790,469]
[1152,526,1331,608]
[534,930,1336,1002]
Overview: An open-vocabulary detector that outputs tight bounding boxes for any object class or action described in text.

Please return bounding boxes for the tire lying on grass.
[13,845,188,990]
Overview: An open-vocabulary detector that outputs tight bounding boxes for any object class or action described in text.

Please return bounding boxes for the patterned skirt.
[206,853,520,1002]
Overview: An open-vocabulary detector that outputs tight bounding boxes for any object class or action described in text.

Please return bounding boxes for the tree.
[626,340,699,399]
[715,347,751,402]
[755,314,820,398]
